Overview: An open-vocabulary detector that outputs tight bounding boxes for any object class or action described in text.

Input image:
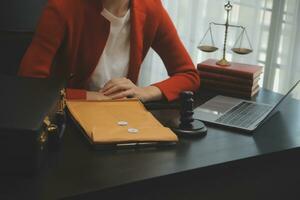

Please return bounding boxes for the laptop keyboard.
[215,101,272,128]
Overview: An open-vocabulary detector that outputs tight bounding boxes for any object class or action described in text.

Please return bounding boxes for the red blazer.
[19,0,200,101]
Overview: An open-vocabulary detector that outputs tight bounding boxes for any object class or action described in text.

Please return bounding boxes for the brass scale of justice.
[198,1,253,66]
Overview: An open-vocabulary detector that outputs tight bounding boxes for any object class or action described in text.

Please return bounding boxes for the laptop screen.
[257,80,300,128]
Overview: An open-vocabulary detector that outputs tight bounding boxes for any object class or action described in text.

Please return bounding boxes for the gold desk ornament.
[39,117,51,151]
[47,124,59,138]
[51,88,67,148]
[38,130,48,151]
[197,1,253,66]
[59,88,67,112]
[38,116,51,150]
[39,88,67,151]
[38,121,59,151]
[43,116,51,127]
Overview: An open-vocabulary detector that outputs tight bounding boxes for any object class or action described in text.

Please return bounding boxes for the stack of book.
[197,59,263,98]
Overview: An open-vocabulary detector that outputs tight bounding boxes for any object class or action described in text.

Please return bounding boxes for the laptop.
[194,80,300,132]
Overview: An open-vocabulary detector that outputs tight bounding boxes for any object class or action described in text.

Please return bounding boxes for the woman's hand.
[101,78,163,102]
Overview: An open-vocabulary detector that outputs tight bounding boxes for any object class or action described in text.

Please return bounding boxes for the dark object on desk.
[172,91,207,137]
[0,75,65,174]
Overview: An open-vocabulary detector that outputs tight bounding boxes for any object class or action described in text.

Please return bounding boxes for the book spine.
[201,85,259,98]
[199,70,259,85]
[198,64,261,79]
[201,78,258,92]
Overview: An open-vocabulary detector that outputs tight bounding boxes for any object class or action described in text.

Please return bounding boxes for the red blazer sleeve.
[151,4,200,101]
[18,0,86,100]
[19,0,64,78]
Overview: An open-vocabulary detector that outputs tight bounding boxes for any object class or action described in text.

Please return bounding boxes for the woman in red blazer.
[19,0,200,102]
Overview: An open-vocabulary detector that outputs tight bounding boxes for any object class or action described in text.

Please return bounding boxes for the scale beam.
[211,22,246,29]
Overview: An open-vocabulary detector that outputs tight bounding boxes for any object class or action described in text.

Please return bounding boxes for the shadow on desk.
[65,149,300,200]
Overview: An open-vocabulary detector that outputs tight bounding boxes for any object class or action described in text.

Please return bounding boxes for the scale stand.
[197,1,253,66]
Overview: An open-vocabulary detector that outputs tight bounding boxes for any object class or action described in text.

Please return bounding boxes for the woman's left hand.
[101,78,162,102]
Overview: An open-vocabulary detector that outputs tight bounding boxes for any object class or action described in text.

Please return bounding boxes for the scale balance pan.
[231,48,253,55]
[198,45,218,53]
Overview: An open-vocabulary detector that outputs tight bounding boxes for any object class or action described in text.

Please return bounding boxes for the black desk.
[1,89,300,200]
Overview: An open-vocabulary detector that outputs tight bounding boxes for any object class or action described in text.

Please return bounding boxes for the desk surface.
[1,89,300,199]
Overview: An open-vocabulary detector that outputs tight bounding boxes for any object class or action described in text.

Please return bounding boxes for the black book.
[0,74,64,174]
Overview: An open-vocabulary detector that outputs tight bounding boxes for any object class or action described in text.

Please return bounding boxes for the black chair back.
[0,0,47,31]
[0,30,33,76]
[0,0,47,76]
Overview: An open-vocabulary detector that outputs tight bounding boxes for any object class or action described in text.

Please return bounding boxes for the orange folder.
[66,99,178,147]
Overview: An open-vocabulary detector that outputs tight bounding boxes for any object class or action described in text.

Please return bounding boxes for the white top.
[89,8,131,90]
